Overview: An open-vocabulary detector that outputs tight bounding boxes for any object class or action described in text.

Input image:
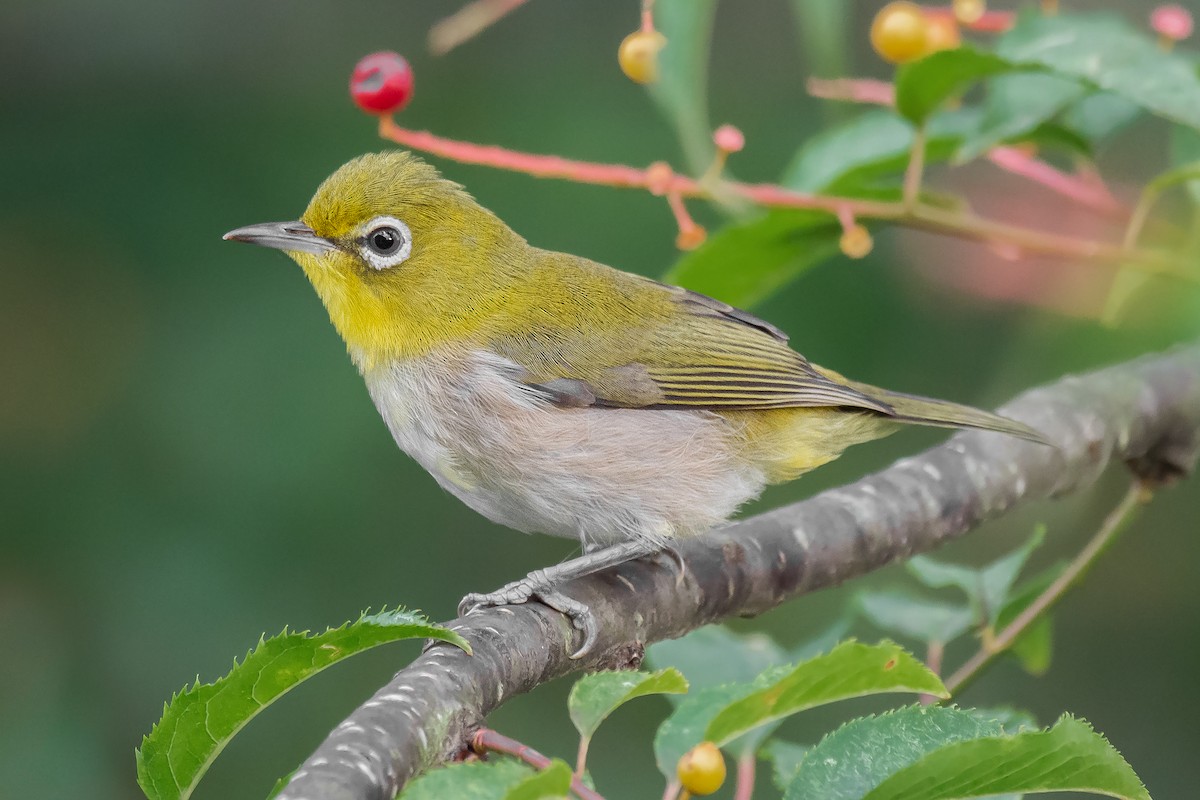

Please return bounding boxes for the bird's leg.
[458,539,661,658]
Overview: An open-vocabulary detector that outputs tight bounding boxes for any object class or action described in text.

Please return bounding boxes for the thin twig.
[903,124,927,211]
[920,640,945,706]
[734,752,756,800]
[574,735,590,782]
[376,117,1196,278]
[944,483,1148,695]
[472,728,606,800]
[428,0,529,56]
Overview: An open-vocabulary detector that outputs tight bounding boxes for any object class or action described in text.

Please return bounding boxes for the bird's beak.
[223,221,337,255]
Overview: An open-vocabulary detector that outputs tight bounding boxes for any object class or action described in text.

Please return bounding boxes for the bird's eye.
[359,216,413,270]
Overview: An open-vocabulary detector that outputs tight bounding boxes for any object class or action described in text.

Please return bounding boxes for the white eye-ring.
[359,216,413,270]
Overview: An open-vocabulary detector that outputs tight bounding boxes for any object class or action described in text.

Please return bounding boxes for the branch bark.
[277,344,1200,800]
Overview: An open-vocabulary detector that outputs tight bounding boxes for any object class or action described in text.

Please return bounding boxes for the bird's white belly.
[361,350,766,548]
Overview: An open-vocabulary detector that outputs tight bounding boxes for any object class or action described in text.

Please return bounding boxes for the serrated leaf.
[783,108,980,192]
[908,527,1045,625]
[568,668,687,741]
[861,715,1150,800]
[137,609,468,800]
[663,210,841,308]
[653,664,793,778]
[762,739,809,791]
[645,0,717,174]
[502,760,573,800]
[705,641,947,747]
[398,759,533,800]
[856,588,973,644]
[646,625,787,697]
[784,705,1007,800]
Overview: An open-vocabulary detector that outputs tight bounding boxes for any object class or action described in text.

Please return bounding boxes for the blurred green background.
[2,1,1198,798]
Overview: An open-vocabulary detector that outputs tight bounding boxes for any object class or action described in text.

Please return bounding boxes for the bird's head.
[225,151,526,369]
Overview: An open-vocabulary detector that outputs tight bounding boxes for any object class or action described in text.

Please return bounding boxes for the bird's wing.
[491,275,894,414]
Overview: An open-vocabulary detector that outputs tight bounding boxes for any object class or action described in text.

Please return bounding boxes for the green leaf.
[898,14,1200,132]
[1170,125,1200,204]
[895,47,1015,124]
[1060,91,1143,146]
[662,210,841,308]
[861,715,1150,800]
[646,625,787,696]
[398,759,533,800]
[957,73,1087,162]
[784,705,1007,800]
[502,760,574,800]
[856,588,973,644]
[995,561,1067,675]
[654,665,792,778]
[783,109,980,193]
[646,0,718,174]
[567,668,688,741]
[136,609,468,800]
[762,739,809,791]
[996,12,1200,132]
[907,527,1045,625]
[705,641,947,747]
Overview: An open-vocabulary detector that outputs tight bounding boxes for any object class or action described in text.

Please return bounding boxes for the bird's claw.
[458,579,598,659]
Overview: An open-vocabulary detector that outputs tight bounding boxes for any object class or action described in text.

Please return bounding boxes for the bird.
[225,151,1046,657]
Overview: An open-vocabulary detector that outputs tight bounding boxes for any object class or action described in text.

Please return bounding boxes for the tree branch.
[277,344,1200,800]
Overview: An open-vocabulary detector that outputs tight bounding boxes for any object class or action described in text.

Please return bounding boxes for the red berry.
[350,52,414,115]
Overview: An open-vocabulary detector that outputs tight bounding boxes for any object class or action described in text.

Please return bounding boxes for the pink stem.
[988,147,1126,217]
[472,729,606,800]
[922,5,1015,32]
[734,753,757,800]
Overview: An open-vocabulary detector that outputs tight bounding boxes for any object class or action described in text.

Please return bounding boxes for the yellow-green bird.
[226,151,1044,656]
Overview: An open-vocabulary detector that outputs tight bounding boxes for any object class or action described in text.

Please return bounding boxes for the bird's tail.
[852,383,1048,444]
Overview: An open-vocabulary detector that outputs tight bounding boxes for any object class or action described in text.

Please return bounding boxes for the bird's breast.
[359,348,767,547]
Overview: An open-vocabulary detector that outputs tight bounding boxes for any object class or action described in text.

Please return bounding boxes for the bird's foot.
[459,571,598,659]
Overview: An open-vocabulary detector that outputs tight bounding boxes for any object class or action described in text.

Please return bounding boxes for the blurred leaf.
[789,0,850,82]
[957,73,1087,162]
[654,665,792,778]
[1060,91,1143,147]
[663,210,841,309]
[900,14,1200,131]
[502,760,573,800]
[907,527,1045,625]
[995,561,1068,675]
[646,625,787,696]
[1170,125,1200,204]
[137,609,468,800]
[790,617,855,662]
[1101,268,1154,328]
[856,588,973,644]
[567,668,687,741]
[861,715,1150,800]
[398,759,533,800]
[646,0,718,174]
[705,641,947,747]
[998,12,1200,130]
[784,705,1007,800]
[762,739,809,791]
[895,47,1014,124]
[783,109,980,192]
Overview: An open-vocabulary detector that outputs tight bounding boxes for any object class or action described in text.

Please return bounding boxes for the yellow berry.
[923,14,962,54]
[953,0,986,25]
[675,225,707,251]
[840,224,874,259]
[870,2,931,64]
[618,30,667,84]
[677,742,726,796]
